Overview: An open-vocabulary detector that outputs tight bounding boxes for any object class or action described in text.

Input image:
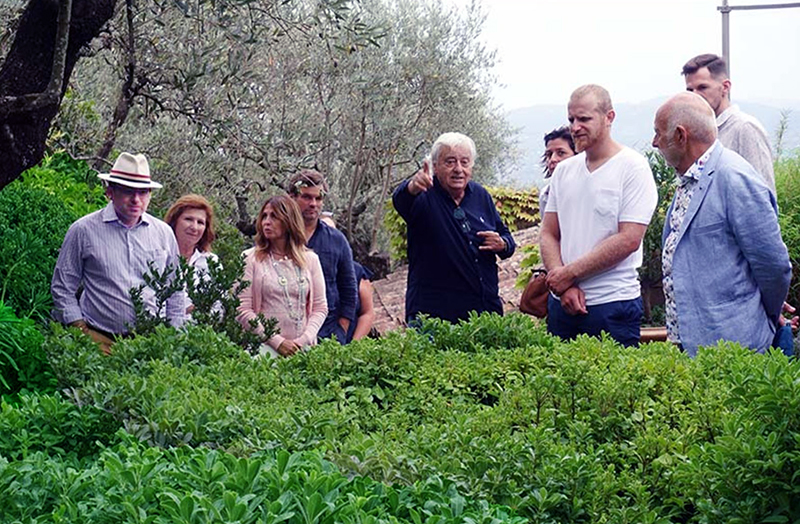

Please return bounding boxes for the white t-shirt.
[545,147,657,306]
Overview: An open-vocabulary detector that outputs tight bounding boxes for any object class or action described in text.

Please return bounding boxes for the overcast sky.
[451,0,800,110]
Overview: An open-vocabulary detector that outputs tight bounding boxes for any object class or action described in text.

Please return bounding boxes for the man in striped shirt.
[51,152,185,353]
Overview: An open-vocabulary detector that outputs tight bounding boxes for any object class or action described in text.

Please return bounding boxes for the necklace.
[269,252,307,334]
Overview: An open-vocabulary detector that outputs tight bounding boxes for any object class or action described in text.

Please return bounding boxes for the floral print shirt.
[662,144,715,343]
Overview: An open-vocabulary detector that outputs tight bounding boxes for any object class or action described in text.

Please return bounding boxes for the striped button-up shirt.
[52,203,186,334]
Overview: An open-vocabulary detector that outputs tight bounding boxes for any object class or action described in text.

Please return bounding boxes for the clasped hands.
[780,302,799,331]
[277,339,301,357]
[546,265,587,316]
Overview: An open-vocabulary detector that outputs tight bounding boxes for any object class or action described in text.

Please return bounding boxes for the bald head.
[658,92,717,146]
[653,92,718,173]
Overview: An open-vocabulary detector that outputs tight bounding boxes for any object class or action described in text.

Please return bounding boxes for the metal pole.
[721,0,730,70]
[718,2,800,77]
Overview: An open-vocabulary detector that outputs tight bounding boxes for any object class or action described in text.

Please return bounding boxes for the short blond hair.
[570,84,613,114]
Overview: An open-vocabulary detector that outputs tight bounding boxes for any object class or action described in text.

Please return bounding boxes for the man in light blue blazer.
[653,92,791,356]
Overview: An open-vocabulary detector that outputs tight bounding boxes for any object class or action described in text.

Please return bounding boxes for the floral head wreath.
[292,174,327,197]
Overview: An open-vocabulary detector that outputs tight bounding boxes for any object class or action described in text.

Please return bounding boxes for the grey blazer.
[662,143,791,356]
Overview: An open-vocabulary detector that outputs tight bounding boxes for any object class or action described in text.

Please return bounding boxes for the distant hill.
[504,98,800,187]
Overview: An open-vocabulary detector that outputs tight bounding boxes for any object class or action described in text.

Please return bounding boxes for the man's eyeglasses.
[453,207,470,233]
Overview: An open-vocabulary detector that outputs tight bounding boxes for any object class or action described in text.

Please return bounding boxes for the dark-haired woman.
[539,126,577,214]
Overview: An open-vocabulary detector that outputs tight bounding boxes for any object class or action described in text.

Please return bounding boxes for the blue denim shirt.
[393,177,515,323]
[307,220,357,341]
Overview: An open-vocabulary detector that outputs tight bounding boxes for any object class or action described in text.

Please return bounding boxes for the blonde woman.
[237,195,327,357]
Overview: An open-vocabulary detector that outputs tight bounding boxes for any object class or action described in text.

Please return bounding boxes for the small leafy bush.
[19,151,106,218]
[0,439,523,524]
[16,314,800,522]
[130,256,277,355]
[0,183,77,319]
[0,392,119,461]
[0,302,56,396]
[213,217,251,269]
[514,243,541,289]
[776,155,800,308]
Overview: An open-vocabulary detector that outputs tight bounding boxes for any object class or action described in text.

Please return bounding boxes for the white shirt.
[545,147,658,306]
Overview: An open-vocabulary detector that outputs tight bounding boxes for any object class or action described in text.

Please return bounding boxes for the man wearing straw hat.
[52,152,186,353]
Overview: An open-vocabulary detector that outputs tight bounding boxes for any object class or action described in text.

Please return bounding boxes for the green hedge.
[33,316,800,522]
[776,155,800,309]
[0,152,104,320]
[0,302,56,397]
[19,151,106,218]
[0,185,77,319]
[0,436,522,524]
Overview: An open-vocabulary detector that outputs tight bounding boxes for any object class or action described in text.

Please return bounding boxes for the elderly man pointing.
[392,132,516,324]
[653,92,791,355]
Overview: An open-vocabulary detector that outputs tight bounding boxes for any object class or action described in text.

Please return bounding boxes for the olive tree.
[55,0,516,258]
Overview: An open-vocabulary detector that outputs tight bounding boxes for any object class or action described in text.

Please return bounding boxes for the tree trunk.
[0,0,117,189]
[345,99,368,238]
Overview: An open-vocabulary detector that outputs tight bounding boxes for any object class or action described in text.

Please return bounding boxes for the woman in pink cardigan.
[237,195,328,357]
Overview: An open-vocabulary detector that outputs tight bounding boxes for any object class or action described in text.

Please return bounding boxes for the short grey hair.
[665,92,717,144]
[430,132,477,164]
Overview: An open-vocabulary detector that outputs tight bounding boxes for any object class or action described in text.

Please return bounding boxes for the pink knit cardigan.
[236,247,328,350]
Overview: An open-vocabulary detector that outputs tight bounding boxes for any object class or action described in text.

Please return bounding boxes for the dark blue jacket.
[307,220,357,341]
[392,178,515,323]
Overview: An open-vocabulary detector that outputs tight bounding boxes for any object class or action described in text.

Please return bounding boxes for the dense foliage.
[638,152,677,324]
[0,184,76,319]
[54,0,516,253]
[26,314,800,522]
[0,435,521,524]
[19,151,107,218]
[0,302,56,397]
[776,156,800,309]
[131,256,278,355]
[0,152,105,320]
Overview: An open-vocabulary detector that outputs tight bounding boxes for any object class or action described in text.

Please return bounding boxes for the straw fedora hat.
[97,152,163,189]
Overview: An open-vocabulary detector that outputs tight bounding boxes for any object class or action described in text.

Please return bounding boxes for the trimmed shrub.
[0,184,77,319]
[776,155,800,308]
[0,438,523,524]
[0,392,119,461]
[0,302,55,396]
[19,151,106,218]
[36,315,800,522]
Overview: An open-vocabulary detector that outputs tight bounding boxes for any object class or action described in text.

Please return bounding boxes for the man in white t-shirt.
[539,85,658,346]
